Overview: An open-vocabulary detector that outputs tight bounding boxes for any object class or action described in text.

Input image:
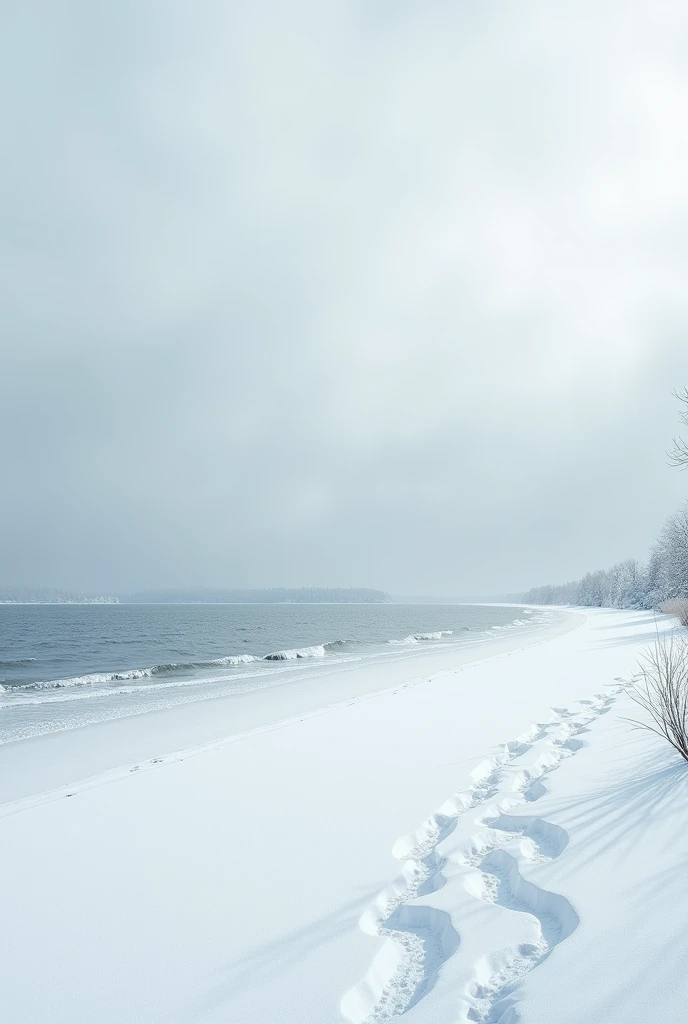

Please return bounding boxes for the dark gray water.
[0,603,547,742]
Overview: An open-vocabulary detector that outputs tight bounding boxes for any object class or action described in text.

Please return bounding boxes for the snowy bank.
[0,608,685,1024]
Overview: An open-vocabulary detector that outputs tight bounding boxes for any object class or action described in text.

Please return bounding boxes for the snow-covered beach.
[6,1,688,1020]
[1,607,686,1024]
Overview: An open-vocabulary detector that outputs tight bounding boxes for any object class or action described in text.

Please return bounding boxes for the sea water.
[0,603,549,742]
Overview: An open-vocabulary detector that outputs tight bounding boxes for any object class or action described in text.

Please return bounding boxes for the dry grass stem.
[626,634,688,762]
[660,598,688,627]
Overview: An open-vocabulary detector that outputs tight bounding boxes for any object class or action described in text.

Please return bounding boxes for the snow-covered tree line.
[522,500,688,609]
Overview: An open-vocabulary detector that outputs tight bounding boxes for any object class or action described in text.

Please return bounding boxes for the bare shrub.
[661,599,688,627]
[627,634,688,761]
[668,386,688,469]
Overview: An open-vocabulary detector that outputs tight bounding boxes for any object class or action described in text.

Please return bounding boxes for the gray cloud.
[2,1,688,594]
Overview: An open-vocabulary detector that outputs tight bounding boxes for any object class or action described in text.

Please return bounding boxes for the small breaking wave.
[0,643,357,692]
[389,630,454,645]
[493,619,529,632]
[262,639,349,661]
[2,654,259,692]
[0,658,37,668]
[264,644,327,661]
[18,671,142,691]
[0,668,274,707]
[206,654,257,667]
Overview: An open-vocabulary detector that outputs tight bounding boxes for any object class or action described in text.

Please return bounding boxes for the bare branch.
[668,387,688,468]
[626,633,688,762]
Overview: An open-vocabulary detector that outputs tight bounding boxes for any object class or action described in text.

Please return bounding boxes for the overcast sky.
[2,1,688,596]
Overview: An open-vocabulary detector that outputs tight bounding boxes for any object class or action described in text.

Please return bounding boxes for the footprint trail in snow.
[341,689,622,1024]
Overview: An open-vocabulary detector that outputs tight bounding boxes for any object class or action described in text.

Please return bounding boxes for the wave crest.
[264,644,327,661]
[207,654,257,667]
[389,630,453,645]
[4,654,259,691]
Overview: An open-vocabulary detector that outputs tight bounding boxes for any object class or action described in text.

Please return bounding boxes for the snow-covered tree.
[521,505,688,610]
[650,502,688,602]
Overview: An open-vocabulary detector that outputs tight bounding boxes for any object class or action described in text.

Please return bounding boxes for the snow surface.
[0,608,685,1024]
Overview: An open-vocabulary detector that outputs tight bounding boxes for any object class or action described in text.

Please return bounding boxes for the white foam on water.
[263,644,327,661]
[389,630,454,645]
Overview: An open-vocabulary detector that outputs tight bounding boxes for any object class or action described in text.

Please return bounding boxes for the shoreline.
[0,607,578,806]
